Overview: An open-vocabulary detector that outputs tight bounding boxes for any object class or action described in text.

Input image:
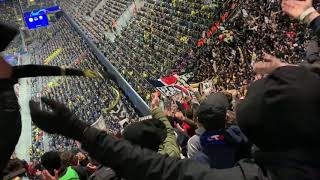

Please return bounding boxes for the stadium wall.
[62,11,151,116]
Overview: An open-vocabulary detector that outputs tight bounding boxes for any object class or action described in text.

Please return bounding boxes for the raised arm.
[281,0,320,37]
[12,65,101,79]
[29,98,248,180]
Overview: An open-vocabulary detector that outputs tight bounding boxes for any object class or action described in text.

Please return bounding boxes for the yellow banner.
[102,86,120,113]
[44,48,62,65]
[47,81,59,88]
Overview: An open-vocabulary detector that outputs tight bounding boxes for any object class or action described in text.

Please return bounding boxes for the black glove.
[29,97,90,141]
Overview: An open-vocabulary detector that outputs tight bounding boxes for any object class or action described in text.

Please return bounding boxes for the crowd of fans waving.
[59,0,320,101]
[0,0,320,180]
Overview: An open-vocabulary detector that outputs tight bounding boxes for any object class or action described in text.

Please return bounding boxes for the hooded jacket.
[152,108,181,158]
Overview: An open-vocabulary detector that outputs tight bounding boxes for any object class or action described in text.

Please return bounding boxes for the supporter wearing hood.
[187,93,250,168]
[122,118,167,152]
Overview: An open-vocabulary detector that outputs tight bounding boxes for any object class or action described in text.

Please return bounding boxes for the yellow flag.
[201,5,209,10]
[172,0,176,7]
[84,69,103,78]
[179,36,189,44]
[237,47,244,63]
[251,52,257,62]
[146,94,151,100]
[212,76,219,85]
[102,86,120,112]
[44,48,62,65]
[190,83,200,88]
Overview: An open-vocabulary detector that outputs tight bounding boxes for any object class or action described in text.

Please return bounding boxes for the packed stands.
[0,1,21,53]
[1,0,320,179]
[29,126,45,162]
[60,0,133,43]
[0,0,317,161]
[59,0,314,101]
[19,0,56,12]
[29,17,139,158]
[0,1,19,27]
[192,0,314,86]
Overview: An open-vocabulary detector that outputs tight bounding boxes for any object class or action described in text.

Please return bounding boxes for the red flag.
[221,12,229,21]
[211,25,218,33]
[206,30,213,38]
[197,38,205,46]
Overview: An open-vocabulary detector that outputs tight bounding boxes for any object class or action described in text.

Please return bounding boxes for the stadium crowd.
[27,17,139,160]
[0,1,21,53]
[59,0,319,101]
[60,0,132,43]
[0,1,18,27]
[0,0,320,180]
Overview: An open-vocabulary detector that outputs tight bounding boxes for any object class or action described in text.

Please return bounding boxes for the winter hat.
[122,119,167,151]
[41,151,61,175]
[197,93,229,131]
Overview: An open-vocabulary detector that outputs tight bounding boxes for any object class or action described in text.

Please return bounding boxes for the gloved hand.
[29,97,90,141]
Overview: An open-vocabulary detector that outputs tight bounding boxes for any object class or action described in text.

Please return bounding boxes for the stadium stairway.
[15,53,32,162]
